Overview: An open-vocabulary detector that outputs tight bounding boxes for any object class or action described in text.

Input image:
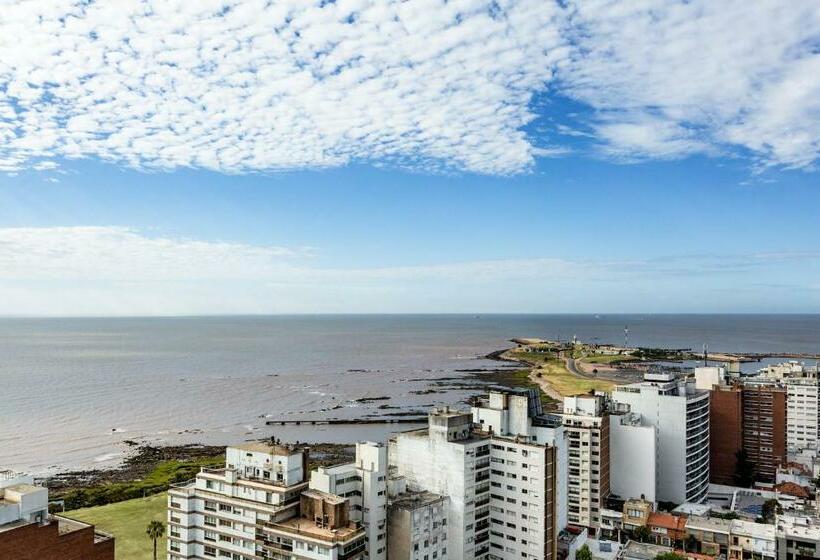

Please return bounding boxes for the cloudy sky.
[1,0,819,315]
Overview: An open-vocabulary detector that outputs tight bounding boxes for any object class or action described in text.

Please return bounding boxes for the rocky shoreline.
[43,440,355,507]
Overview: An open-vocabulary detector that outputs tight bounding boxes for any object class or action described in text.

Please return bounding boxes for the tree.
[634,525,652,543]
[761,499,782,523]
[734,449,756,488]
[655,554,686,560]
[577,544,593,560]
[146,520,165,560]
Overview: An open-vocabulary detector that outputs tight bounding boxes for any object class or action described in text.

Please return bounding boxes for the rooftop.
[619,540,673,560]
[731,519,775,540]
[390,490,447,511]
[685,516,732,534]
[302,488,346,505]
[648,512,687,532]
[272,516,363,543]
[232,441,306,456]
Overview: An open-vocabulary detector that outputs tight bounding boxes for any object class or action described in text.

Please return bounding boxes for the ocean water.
[1,314,819,474]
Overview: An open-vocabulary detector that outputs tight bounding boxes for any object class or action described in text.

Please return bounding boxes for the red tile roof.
[648,512,688,532]
[775,482,811,498]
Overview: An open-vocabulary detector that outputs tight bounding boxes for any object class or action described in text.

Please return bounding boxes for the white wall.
[610,418,656,502]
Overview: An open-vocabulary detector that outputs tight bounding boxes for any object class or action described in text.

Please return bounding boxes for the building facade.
[390,391,562,560]
[561,395,611,529]
[611,372,710,504]
[786,378,820,455]
[743,383,788,483]
[167,441,366,560]
[709,385,744,485]
[310,442,388,560]
[387,490,449,560]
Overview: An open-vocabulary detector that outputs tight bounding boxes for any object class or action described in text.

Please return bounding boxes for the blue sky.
[0,0,819,315]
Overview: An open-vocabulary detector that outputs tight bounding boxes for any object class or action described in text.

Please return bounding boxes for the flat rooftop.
[232,441,306,455]
[272,516,363,543]
[302,488,346,505]
[620,540,672,560]
[390,491,446,511]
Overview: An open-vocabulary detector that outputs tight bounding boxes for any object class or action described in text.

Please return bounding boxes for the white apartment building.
[785,377,820,454]
[389,408,492,560]
[387,490,450,560]
[389,390,561,560]
[471,388,568,532]
[310,442,388,560]
[611,372,710,504]
[167,441,366,560]
[561,395,610,529]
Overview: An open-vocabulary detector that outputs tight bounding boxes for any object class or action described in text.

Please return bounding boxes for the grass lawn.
[66,492,167,560]
[582,354,635,364]
[534,359,615,396]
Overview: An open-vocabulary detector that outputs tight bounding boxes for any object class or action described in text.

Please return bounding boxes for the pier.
[265,417,427,426]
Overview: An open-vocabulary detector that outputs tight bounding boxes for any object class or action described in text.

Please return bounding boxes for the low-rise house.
[729,519,776,560]
[617,540,673,560]
[647,512,687,547]
[622,498,653,533]
[776,515,820,560]
[600,509,624,541]
[557,525,587,560]
[685,516,732,557]
[585,539,622,560]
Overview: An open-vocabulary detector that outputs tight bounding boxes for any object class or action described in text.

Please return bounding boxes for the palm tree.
[146,520,165,560]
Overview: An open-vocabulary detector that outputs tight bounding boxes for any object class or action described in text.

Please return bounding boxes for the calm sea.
[2,314,819,474]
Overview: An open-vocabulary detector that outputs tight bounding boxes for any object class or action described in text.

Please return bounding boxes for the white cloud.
[559,0,820,166]
[0,1,817,177]
[2,227,820,315]
[0,0,565,175]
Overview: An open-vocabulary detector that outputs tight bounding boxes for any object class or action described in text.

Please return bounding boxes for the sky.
[1,0,819,316]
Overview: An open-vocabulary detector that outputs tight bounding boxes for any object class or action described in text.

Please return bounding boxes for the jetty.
[265,417,427,426]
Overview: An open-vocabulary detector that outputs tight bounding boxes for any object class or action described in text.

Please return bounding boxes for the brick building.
[0,516,115,560]
[709,383,787,485]
[0,470,114,560]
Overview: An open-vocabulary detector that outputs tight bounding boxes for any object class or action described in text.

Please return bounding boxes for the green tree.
[634,525,652,543]
[655,554,687,560]
[146,520,165,560]
[734,449,756,488]
[577,544,593,560]
[762,499,782,523]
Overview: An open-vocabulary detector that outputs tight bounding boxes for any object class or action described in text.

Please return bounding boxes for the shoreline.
[45,441,356,511]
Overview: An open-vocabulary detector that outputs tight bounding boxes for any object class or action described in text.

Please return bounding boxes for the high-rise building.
[742,382,787,482]
[708,384,744,485]
[785,377,820,454]
[560,395,611,530]
[167,442,367,560]
[611,372,710,504]
[387,490,449,560]
[310,442,388,560]
[708,378,787,485]
[609,411,656,503]
[470,389,568,532]
[390,391,562,560]
[0,470,114,560]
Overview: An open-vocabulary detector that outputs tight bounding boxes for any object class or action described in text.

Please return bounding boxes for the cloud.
[0,227,309,280]
[0,0,565,175]
[559,0,820,167]
[0,1,817,176]
[2,227,820,315]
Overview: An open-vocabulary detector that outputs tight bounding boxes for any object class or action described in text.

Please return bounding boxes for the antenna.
[703,343,708,366]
